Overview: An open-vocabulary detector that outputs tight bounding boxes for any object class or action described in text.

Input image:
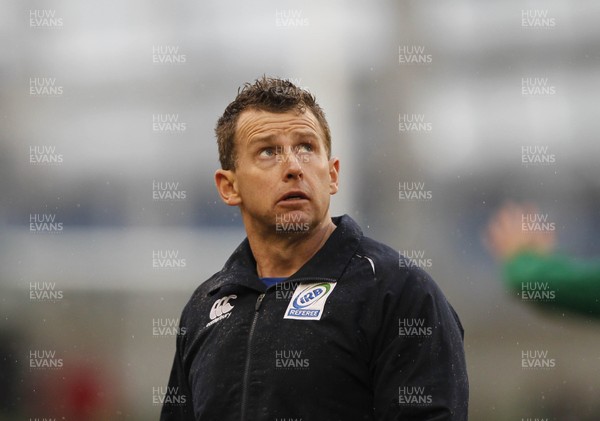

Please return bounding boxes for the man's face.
[218,108,339,234]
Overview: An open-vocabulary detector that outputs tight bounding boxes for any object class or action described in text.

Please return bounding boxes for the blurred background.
[1,0,600,419]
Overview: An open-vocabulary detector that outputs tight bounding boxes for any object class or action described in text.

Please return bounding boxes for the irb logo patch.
[284,282,336,320]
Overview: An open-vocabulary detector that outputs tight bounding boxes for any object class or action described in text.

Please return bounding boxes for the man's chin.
[273,210,312,235]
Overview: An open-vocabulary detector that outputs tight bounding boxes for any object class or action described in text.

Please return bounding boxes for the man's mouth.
[279,191,309,202]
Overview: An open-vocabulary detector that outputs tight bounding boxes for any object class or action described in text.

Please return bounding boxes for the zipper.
[240,293,265,421]
[239,279,335,419]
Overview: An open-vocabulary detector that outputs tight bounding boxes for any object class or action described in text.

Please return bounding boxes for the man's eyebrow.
[247,135,277,146]
[292,131,319,140]
[247,131,318,146]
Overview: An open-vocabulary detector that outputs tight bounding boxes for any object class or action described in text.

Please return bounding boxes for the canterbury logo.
[206,295,237,327]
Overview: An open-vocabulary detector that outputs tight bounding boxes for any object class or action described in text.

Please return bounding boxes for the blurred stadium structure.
[1,0,600,419]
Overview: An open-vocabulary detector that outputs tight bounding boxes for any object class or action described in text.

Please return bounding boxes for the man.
[161,76,468,420]
[485,201,600,318]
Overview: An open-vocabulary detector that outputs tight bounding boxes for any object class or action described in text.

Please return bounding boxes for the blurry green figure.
[485,202,600,318]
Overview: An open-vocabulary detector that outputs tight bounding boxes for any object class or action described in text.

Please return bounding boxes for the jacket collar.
[207,214,363,294]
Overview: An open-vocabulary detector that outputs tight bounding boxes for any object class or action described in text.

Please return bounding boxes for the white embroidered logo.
[206,295,237,327]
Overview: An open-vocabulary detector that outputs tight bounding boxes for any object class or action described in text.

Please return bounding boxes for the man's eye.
[297,143,313,153]
[259,148,275,157]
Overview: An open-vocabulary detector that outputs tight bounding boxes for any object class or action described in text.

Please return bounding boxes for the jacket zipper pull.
[255,293,265,312]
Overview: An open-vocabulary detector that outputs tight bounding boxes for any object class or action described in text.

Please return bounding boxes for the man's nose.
[282,148,303,179]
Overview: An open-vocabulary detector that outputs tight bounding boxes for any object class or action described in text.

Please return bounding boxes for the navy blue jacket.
[161,215,468,420]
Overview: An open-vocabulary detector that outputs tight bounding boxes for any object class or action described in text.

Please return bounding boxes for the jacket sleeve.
[160,316,196,421]
[370,267,469,420]
[503,251,600,318]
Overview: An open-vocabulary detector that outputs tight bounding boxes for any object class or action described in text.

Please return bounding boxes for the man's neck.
[245,216,337,278]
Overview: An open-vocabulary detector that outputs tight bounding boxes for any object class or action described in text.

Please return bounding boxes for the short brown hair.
[215,76,332,170]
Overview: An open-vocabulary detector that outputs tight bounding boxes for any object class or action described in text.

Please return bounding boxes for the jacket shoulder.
[355,235,442,297]
[180,271,224,320]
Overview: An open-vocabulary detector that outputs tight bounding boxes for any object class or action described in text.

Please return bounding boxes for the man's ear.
[215,169,242,206]
[329,157,340,195]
